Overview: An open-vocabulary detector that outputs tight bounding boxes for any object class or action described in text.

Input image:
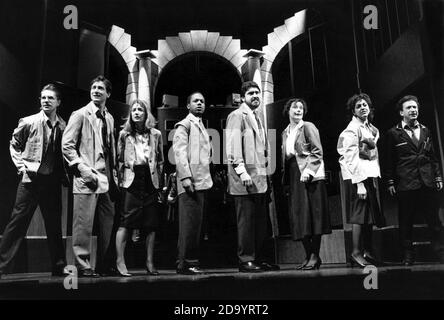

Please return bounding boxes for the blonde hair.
[122,99,157,134]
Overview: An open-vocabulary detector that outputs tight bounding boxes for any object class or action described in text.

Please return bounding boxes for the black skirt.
[343,177,385,227]
[120,165,160,230]
[287,157,332,240]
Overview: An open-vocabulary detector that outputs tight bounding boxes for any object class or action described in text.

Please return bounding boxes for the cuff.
[234,163,247,176]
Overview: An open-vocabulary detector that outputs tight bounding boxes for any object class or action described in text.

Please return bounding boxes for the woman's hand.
[357,182,367,200]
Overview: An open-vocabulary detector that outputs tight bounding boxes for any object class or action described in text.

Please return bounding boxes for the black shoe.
[97,266,120,277]
[302,257,322,270]
[259,262,280,271]
[350,253,370,268]
[295,259,308,270]
[52,266,70,276]
[176,266,206,275]
[78,269,99,278]
[363,252,385,267]
[239,261,263,273]
[146,266,160,276]
[403,250,415,266]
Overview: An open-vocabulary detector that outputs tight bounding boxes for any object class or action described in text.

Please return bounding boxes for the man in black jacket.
[385,95,443,265]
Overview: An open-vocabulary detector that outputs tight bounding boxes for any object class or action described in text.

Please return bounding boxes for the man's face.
[243,87,261,110]
[90,81,110,105]
[40,89,60,114]
[353,99,370,121]
[187,93,205,117]
[400,100,419,123]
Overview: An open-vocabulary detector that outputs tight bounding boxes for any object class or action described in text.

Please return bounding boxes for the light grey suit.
[62,101,117,271]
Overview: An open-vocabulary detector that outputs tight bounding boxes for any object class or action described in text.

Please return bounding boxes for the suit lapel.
[418,126,426,150]
[240,104,262,143]
[396,123,418,150]
[86,102,103,150]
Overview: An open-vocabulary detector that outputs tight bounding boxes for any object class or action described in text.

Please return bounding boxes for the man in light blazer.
[62,75,118,277]
[0,84,68,278]
[384,95,444,265]
[173,92,213,275]
[226,81,278,273]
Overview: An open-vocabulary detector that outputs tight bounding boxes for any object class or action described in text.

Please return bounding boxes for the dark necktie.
[46,121,57,153]
[405,125,419,147]
[253,110,264,142]
[96,110,109,155]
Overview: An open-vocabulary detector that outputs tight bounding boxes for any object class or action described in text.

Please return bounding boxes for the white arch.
[108,25,139,104]
[153,30,247,77]
[261,9,307,106]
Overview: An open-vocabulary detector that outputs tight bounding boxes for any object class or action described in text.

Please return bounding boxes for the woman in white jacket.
[337,93,385,268]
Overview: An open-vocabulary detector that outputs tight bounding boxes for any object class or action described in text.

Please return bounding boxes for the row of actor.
[0,76,442,278]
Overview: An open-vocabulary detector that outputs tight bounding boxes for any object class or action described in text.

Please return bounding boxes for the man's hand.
[182,178,195,194]
[300,169,312,183]
[357,182,367,200]
[240,172,253,187]
[78,163,98,190]
[437,181,443,191]
[388,185,396,196]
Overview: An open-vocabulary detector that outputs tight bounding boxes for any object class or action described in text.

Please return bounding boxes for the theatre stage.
[0,263,443,300]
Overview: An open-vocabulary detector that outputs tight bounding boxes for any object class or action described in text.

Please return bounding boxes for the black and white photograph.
[0,0,443,306]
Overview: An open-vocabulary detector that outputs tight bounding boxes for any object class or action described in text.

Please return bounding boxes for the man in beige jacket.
[173,92,213,275]
[226,81,278,273]
[62,75,118,277]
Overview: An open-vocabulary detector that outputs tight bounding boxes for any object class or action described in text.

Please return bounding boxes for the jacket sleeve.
[9,117,30,173]
[304,123,323,176]
[173,123,192,181]
[62,110,83,168]
[426,128,443,183]
[337,127,366,184]
[226,112,247,176]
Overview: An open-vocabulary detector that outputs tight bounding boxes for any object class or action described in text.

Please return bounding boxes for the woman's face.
[131,103,146,124]
[353,99,370,121]
[289,101,304,123]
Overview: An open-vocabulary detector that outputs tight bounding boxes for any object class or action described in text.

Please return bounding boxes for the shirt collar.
[41,110,60,128]
[286,120,304,134]
[187,112,202,123]
[352,115,368,127]
[90,102,107,118]
[402,120,419,129]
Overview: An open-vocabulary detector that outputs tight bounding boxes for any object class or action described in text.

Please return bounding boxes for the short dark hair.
[241,81,261,97]
[187,91,205,104]
[346,93,372,115]
[396,95,420,112]
[90,75,112,94]
[283,98,308,118]
[41,83,61,100]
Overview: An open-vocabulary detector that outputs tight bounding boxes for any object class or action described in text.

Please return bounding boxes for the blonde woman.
[116,99,164,276]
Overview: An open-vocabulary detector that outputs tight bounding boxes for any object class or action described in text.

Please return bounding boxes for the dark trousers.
[0,175,65,273]
[397,187,443,251]
[234,193,267,263]
[177,190,207,269]
[72,192,115,271]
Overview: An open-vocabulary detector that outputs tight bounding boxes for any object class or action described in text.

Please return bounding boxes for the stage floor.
[1,263,444,300]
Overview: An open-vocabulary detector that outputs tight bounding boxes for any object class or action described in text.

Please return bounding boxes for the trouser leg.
[0,181,38,272]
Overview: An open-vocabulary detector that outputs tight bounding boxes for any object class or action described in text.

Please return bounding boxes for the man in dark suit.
[385,95,444,265]
[0,84,68,278]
